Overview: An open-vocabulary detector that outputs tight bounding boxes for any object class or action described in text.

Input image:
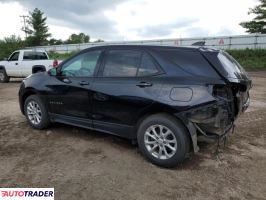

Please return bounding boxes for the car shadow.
[46,123,218,170]
[48,123,135,150]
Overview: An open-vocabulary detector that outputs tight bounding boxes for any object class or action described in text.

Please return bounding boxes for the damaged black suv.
[19,45,251,168]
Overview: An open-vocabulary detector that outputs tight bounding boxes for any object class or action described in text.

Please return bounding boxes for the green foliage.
[240,0,266,33]
[48,51,78,60]
[66,33,90,44]
[0,35,25,60]
[25,8,51,46]
[49,38,64,45]
[227,49,266,70]
[94,39,105,43]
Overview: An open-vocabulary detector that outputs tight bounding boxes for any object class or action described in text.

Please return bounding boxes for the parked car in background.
[19,45,251,168]
[0,49,61,83]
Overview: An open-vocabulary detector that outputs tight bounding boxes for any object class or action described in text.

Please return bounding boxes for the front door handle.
[15,63,18,65]
[136,82,153,88]
[62,78,71,84]
[79,81,90,86]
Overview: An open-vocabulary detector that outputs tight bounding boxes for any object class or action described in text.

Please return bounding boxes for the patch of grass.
[48,50,78,60]
[226,49,266,71]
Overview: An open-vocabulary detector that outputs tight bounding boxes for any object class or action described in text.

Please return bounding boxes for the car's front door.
[6,51,21,77]
[91,48,163,138]
[47,50,103,124]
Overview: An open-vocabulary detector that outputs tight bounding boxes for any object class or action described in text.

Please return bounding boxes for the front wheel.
[137,114,190,168]
[24,95,50,129]
[0,69,10,83]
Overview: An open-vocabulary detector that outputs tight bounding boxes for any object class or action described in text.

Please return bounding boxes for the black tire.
[137,113,190,168]
[0,69,10,83]
[24,95,50,129]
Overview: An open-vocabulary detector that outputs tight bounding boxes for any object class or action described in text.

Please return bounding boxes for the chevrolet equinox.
[19,45,251,168]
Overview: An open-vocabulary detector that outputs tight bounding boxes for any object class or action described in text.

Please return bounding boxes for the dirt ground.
[0,72,266,200]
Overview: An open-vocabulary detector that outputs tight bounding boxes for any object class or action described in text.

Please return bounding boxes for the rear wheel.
[0,69,10,83]
[24,95,50,129]
[137,113,190,168]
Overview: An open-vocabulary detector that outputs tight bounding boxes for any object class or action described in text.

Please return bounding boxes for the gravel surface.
[0,73,266,200]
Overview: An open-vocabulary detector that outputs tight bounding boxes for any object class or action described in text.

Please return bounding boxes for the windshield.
[218,52,248,79]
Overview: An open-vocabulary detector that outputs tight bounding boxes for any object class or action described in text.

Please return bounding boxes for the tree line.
[0,8,104,59]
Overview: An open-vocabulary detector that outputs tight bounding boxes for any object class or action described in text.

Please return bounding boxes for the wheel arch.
[0,65,6,70]
[0,65,10,83]
[136,105,198,153]
[20,89,39,114]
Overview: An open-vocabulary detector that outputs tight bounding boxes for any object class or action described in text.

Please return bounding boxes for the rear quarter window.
[156,49,219,77]
[137,52,159,76]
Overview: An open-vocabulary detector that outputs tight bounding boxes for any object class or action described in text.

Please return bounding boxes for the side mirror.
[48,68,57,76]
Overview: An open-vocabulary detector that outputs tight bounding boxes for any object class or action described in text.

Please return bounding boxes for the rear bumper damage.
[178,84,251,153]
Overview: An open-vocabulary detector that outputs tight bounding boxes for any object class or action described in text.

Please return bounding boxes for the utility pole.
[20,15,28,38]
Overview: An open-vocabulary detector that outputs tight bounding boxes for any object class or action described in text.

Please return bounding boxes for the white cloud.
[106,0,257,40]
[0,2,27,39]
[0,0,259,41]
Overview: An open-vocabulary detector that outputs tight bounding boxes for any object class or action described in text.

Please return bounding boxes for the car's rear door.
[47,49,103,125]
[91,47,163,138]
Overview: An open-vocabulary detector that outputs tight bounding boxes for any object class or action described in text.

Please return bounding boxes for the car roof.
[20,49,47,52]
[84,44,220,53]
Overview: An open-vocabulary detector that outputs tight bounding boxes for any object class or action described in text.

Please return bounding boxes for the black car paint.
[19,45,251,152]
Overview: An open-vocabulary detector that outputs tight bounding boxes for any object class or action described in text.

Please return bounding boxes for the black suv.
[19,45,251,168]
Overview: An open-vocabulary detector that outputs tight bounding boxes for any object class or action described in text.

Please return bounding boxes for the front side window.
[9,52,19,61]
[23,51,48,60]
[61,50,101,77]
[138,53,159,76]
[103,50,141,77]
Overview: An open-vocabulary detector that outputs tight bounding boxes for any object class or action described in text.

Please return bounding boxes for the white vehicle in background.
[0,49,61,83]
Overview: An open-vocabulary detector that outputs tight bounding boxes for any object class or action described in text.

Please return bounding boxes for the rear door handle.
[136,82,153,88]
[15,63,18,65]
[79,81,90,86]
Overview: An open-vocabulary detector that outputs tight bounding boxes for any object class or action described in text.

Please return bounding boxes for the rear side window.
[137,53,159,76]
[157,49,218,77]
[103,50,141,77]
[23,51,48,60]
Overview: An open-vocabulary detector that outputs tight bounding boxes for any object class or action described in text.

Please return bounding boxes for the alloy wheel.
[144,124,177,160]
[27,101,42,125]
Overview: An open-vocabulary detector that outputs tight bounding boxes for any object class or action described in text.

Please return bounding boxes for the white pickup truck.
[0,49,61,83]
